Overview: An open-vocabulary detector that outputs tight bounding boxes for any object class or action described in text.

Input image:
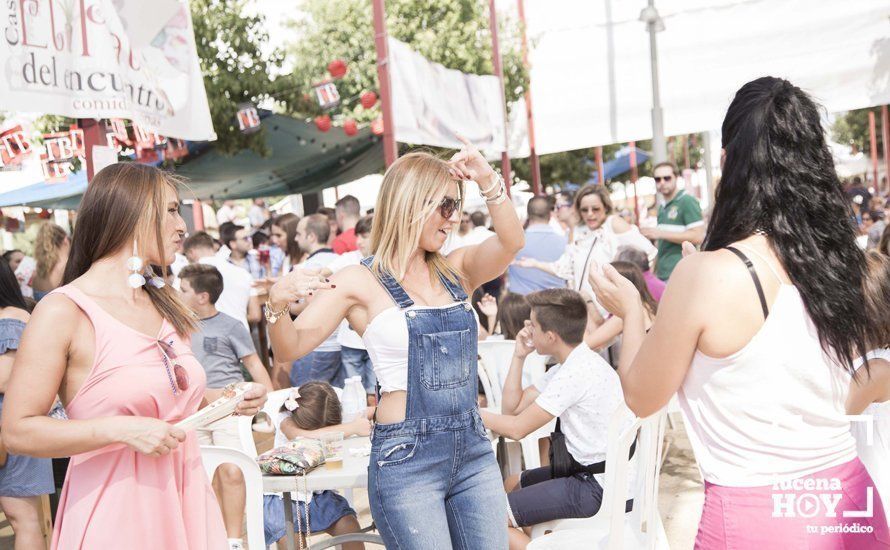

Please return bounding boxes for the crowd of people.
[0,76,884,550]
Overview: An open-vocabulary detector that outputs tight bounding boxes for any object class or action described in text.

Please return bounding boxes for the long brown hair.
[280,381,342,430]
[611,261,658,318]
[34,222,68,279]
[272,213,302,264]
[63,163,197,336]
[497,292,531,340]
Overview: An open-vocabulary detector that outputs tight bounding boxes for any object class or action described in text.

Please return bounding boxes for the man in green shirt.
[640,162,705,280]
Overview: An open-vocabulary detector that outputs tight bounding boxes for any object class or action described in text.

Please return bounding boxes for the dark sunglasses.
[158,340,190,395]
[580,206,605,214]
[439,196,462,219]
[654,175,673,182]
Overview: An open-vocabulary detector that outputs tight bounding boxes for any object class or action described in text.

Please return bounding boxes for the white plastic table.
[262,436,382,550]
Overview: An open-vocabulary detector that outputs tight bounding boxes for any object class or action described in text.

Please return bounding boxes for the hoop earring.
[126,240,146,288]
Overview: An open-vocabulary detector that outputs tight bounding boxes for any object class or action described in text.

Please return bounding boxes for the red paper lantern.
[314,115,332,132]
[371,117,384,136]
[343,119,358,136]
[360,91,378,109]
[38,209,52,219]
[327,59,347,79]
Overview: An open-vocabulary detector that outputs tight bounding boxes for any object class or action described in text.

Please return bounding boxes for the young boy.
[178,264,274,550]
[480,288,633,550]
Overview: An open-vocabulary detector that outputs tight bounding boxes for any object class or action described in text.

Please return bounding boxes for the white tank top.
[851,349,890,528]
[361,303,478,393]
[679,282,857,487]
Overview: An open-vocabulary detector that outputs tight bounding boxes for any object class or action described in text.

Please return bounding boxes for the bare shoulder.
[27,293,83,336]
[331,264,379,298]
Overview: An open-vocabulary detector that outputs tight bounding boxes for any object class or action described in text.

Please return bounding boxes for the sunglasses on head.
[438,196,462,220]
[654,175,673,183]
[158,339,190,395]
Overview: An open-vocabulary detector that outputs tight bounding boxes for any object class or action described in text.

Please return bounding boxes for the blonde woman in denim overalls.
[268,139,524,549]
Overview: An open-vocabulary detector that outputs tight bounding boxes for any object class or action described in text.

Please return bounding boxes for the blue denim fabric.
[262,491,355,546]
[290,350,344,388]
[340,345,376,393]
[361,257,508,550]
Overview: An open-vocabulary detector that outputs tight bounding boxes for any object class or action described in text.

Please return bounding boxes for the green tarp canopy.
[0,113,384,209]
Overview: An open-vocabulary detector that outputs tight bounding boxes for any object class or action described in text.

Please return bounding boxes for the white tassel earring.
[126,240,146,289]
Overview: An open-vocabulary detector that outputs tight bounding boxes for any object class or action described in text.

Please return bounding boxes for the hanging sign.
[236,103,261,134]
[313,81,340,110]
[0,125,33,169]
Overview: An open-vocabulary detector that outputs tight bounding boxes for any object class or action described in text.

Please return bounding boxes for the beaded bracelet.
[479,172,502,196]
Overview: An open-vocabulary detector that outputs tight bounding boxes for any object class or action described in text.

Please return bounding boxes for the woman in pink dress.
[1,163,267,549]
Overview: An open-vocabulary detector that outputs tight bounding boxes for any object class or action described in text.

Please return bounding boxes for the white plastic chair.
[528,405,669,550]
[201,445,266,550]
[239,387,343,457]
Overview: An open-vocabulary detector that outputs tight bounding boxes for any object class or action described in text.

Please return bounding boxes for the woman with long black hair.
[0,256,54,549]
[590,77,889,547]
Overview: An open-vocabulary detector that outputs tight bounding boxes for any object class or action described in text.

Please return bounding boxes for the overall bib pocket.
[420,329,471,390]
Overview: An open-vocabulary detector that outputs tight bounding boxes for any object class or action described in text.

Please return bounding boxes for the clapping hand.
[268,268,334,308]
[447,135,497,188]
[588,262,643,319]
[476,293,498,319]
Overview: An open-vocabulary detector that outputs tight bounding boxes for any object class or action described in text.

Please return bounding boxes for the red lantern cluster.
[343,119,358,136]
[314,115,332,132]
[371,117,384,136]
[327,59,347,79]
[360,91,378,109]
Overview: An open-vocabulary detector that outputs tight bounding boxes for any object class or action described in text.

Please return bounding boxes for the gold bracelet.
[264,299,289,324]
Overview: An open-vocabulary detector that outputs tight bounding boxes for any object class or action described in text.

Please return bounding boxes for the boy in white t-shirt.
[481,288,633,549]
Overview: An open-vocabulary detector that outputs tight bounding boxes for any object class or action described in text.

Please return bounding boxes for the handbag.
[549,418,636,479]
[256,438,325,476]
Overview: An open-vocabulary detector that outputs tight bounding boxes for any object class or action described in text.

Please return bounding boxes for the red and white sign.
[0,125,33,168]
[236,104,261,134]
[313,81,341,110]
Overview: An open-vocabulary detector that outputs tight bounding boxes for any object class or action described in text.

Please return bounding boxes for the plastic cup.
[320,432,344,469]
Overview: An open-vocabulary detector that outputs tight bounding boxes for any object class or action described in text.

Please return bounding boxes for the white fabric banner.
[517,0,890,154]
[0,0,215,141]
[388,37,506,155]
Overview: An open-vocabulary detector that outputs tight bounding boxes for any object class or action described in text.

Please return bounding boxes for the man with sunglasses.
[641,162,705,281]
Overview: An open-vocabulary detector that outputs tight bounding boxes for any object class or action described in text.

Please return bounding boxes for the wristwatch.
[264,299,289,324]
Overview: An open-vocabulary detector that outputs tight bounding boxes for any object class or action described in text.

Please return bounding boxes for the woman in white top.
[590,77,889,548]
[847,252,890,529]
[267,139,524,549]
[515,185,655,306]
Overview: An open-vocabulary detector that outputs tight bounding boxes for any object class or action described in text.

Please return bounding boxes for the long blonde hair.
[63,163,197,336]
[370,152,463,285]
[34,222,68,279]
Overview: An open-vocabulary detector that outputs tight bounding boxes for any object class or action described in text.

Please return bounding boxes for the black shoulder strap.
[726,246,769,319]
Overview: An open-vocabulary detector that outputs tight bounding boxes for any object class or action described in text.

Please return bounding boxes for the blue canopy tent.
[0,170,89,210]
[588,146,651,184]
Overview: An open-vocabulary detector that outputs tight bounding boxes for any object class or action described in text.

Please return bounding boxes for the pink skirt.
[695,458,890,549]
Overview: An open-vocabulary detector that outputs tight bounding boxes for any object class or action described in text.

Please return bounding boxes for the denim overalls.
[362,257,508,549]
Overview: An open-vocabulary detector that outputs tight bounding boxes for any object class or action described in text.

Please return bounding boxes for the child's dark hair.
[280,382,342,430]
[179,263,224,304]
[863,251,890,349]
[610,261,658,318]
[526,288,587,345]
[498,292,531,340]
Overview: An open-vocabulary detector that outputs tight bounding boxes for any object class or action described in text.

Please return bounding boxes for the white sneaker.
[228,539,244,550]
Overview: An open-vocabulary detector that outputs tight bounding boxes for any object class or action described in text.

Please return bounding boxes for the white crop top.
[361,303,477,393]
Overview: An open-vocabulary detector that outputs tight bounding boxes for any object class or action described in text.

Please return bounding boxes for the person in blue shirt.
[508,196,567,294]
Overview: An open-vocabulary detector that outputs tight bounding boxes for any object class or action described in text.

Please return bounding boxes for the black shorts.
[506,466,632,527]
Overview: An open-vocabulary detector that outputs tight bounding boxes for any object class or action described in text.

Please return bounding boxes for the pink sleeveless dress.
[50,285,226,549]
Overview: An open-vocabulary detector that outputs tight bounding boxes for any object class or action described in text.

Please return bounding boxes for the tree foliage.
[278,0,527,127]
[832,108,883,154]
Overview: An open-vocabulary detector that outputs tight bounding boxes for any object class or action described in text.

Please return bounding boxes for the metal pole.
[642,0,666,163]
[489,0,511,194]
[372,0,397,166]
[517,0,541,195]
[629,141,640,223]
[80,118,107,182]
[882,105,889,194]
[595,146,605,186]
[869,110,879,189]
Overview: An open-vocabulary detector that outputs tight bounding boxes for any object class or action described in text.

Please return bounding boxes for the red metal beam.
[517,0,541,195]
[869,110,879,190]
[595,146,604,186]
[882,105,889,194]
[489,0,511,194]
[372,0,397,167]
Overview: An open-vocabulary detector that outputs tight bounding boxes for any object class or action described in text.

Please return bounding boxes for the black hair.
[470,211,487,228]
[179,263,224,304]
[219,223,245,249]
[0,257,28,311]
[2,250,23,262]
[703,76,869,373]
